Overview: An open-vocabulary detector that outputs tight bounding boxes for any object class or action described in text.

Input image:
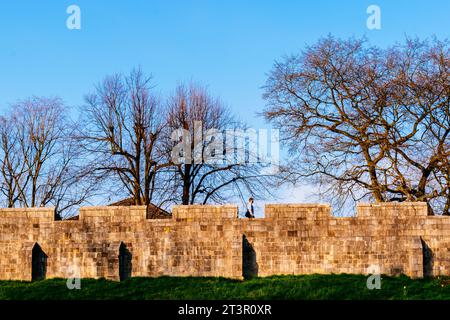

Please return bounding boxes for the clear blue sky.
[0,0,448,209]
[1,1,448,123]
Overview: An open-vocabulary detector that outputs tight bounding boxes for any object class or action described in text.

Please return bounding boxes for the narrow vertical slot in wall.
[421,238,434,278]
[242,235,258,279]
[119,242,132,281]
[31,243,47,281]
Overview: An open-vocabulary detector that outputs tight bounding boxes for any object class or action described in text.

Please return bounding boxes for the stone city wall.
[0,202,448,281]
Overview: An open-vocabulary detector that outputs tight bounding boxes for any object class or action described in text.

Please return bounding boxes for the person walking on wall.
[245,197,255,218]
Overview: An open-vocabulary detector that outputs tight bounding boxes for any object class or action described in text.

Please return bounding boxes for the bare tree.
[164,83,274,205]
[0,117,26,207]
[382,38,450,214]
[263,36,449,214]
[81,68,171,210]
[0,97,92,218]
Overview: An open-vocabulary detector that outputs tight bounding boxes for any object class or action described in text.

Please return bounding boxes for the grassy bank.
[1,274,450,300]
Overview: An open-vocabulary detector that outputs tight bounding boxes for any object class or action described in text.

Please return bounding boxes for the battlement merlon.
[0,207,54,223]
[172,204,238,219]
[356,202,428,218]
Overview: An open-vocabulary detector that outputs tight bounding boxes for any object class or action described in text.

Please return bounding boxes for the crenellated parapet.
[0,202,448,281]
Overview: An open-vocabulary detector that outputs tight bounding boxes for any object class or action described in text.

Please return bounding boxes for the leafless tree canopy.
[0,97,93,218]
[263,36,450,215]
[80,74,276,209]
[81,69,171,209]
[163,83,274,205]
[1,80,274,216]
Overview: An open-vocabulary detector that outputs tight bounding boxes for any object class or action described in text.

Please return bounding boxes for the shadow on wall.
[242,235,258,279]
[31,243,47,281]
[421,238,434,277]
[119,242,132,281]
